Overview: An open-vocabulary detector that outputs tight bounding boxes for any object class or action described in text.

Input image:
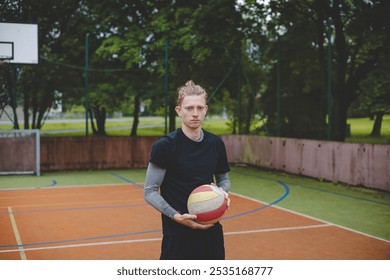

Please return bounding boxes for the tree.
[90,0,159,135]
[0,0,93,129]
[243,0,328,139]
[145,0,243,132]
[327,0,388,141]
[4,0,386,142]
[94,0,243,134]
[241,0,389,141]
[352,64,390,136]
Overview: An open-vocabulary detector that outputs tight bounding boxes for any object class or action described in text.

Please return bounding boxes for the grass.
[229,165,390,240]
[0,116,232,137]
[1,115,388,143]
[346,115,390,144]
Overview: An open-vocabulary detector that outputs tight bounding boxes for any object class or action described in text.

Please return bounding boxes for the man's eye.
[185,106,204,111]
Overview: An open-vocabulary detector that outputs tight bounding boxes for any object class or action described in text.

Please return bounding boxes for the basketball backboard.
[0,22,38,64]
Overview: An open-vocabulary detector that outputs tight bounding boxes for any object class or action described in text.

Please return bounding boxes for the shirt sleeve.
[215,173,230,193]
[149,137,172,169]
[144,162,178,219]
[215,136,231,174]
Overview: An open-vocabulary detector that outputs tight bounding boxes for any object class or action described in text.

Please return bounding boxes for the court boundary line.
[0,202,148,215]
[224,223,332,236]
[0,184,146,215]
[0,183,132,191]
[231,192,390,243]
[7,207,27,260]
[0,224,332,254]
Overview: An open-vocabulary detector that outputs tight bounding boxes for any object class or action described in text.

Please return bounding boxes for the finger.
[183,215,215,229]
[200,223,214,229]
[192,222,214,230]
[226,197,231,209]
[183,214,198,220]
[221,191,229,206]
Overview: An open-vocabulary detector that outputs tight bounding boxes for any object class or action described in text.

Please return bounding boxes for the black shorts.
[160,223,225,260]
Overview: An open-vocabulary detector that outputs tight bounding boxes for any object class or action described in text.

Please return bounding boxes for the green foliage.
[245,0,389,141]
[68,105,85,114]
[1,0,388,142]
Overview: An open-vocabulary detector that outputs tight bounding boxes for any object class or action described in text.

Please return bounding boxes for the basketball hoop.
[0,40,14,64]
[0,24,39,64]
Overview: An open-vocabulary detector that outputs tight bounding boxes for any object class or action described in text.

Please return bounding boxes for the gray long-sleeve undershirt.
[144,162,230,220]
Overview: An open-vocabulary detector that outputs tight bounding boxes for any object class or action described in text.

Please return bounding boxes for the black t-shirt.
[150,128,230,235]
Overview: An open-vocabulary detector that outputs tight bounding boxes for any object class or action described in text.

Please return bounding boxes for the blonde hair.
[176,80,207,106]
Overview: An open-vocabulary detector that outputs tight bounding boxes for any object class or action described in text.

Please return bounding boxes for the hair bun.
[176,80,207,106]
[185,80,195,86]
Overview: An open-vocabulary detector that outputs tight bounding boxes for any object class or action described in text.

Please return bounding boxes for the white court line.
[225,223,332,236]
[0,224,330,254]
[0,182,138,192]
[0,184,145,209]
[0,237,163,253]
[4,199,146,210]
[7,207,27,259]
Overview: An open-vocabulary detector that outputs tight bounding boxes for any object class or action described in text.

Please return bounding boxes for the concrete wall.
[3,134,385,191]
[40,136,159,171]
[222,135,389,191]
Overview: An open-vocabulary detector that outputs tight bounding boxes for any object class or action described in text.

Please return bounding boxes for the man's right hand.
[173,213,214,230]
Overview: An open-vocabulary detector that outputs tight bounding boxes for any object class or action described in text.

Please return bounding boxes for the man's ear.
[175,106,181,117]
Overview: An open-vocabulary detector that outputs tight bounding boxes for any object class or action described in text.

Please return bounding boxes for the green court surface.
[1,165,389,241]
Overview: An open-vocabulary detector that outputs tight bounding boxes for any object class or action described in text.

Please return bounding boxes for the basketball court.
[0,183,389,260]
[0,21,388,262]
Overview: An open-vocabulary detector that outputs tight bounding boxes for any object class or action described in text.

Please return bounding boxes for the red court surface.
[0,184,389,260]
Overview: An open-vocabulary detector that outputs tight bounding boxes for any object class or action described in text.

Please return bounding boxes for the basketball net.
[0,57,11,65]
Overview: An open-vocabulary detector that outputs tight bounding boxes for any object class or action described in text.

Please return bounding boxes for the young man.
[144,80,231,260]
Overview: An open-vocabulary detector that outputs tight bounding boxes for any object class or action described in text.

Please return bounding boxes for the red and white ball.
[187,184,228,224]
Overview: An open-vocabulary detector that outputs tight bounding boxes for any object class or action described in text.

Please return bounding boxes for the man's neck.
[181,127,202,141]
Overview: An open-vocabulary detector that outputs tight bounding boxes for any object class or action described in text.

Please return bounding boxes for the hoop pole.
[85,33,89,137]
[326,19,333,140]
[276,37,281,137]
[35,129,40,176]
[164,39,169,135]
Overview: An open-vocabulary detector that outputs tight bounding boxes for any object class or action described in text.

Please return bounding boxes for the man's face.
[176,95,208,130]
